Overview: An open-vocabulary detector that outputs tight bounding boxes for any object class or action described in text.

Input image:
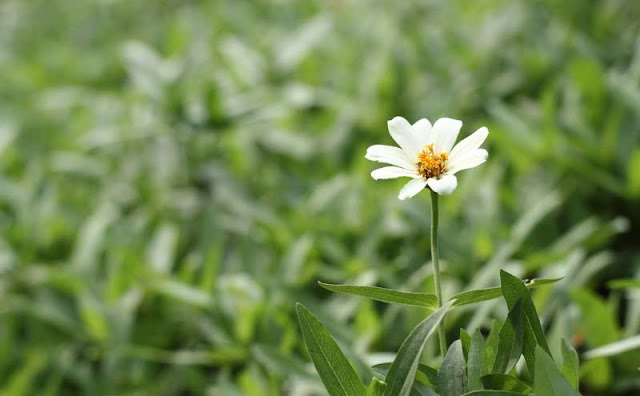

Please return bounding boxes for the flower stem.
[430,190,447,357]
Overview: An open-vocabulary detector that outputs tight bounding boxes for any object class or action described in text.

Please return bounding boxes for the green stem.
[430,190,447,357]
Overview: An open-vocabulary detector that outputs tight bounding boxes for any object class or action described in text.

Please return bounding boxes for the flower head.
[366,116,488,199]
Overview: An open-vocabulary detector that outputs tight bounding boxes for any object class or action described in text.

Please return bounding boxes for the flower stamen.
[417,144,448,179]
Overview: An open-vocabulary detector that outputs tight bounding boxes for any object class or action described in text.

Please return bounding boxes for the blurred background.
[1,0,639,395]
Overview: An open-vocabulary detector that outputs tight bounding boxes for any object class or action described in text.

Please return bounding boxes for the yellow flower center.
[416,144,448,179]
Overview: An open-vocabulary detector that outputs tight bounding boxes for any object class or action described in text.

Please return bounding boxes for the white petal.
[446,149,488,174]
[449,127,489,162]
[371,166,419,180]
[365,145,415,170]
[398,178,428,200]
[411,118,433,147]
[432,118,463,154]
[427,174,458,196]
[387,116,422,158]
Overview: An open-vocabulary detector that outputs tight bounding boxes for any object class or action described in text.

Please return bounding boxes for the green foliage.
[296,304,368,396]
[383,303,451,396]
[437,340,468,396]
[319,282,438,309]
[534,347,577,396]
[1,0,639,394]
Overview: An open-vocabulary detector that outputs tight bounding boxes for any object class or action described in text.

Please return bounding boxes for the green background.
[0,0,639,394]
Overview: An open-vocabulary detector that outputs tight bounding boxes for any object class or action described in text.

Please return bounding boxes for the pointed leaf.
[296,304,367,396]
[583,335,640,359]
[492,300,524,374]
[500,270,550,376]
[468,330,488,391]
[372,363,437,388]
[561,339,579,390]
[534,347,577,396]
[368,378,387,396]
[384,302,452,396]
[450,278,562,307]
[485,320,501,371]
[437,340,468,396]
[460,329,471,361]
[462,391,526,395]
[481,374,532,393]
[319,282,438,309]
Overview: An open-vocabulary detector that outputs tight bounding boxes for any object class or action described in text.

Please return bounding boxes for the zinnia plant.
[296,116,578,396]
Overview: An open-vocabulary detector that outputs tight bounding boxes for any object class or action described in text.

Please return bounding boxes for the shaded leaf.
[500,270,550,376]
[481,374,532,393]
[437,340,467,396]
[534,347,577,396]
[561,339,579,390]
[492,300,523,374]
[468,330,488,391]
[460,329,471,361]
[296,304,367,396]
[368,377,386,396]
[384,302,452,396]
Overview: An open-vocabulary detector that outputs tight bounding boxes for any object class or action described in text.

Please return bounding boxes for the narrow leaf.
[372,363,437,387]
[460,329,471,361]
[561,339,579,390]
[368,378,386,396]
[485,320,501,371]
[583,335,640,359]
[437,340,468,396]
[296,304,367,396]
[468,330,488,391]
[608,279,640,289]
[384,302,452,396]
[450,278,562,307]
[492,300,524,374]
[481,374,532,393]
[462,391,526,395]
[500,270,550,376]
[319,282,438,308]
[534,347,577,396]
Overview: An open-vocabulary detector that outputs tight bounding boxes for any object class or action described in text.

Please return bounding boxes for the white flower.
[366,116,489,200]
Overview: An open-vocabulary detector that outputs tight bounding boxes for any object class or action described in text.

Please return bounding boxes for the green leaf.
[460,329,471,361]
[384,302,452,396]
[492,300,523,374]
[583,335,640,359]
[561,339,579,390]
[468,330,488,391]
[500,270,550,376]
[449,278,562,307]
[296,304,367,396]
[319,282,438,309]
[485,320,501,371]
[368,377,387,396]
[372,363,437,388]
[608,278,640,289]
[534,347,577,396]
[481,374,532,393]
[462,391,526,396]
[437,340,467,396]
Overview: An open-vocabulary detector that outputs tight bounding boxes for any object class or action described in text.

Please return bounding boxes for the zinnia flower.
[366,116,488,199]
